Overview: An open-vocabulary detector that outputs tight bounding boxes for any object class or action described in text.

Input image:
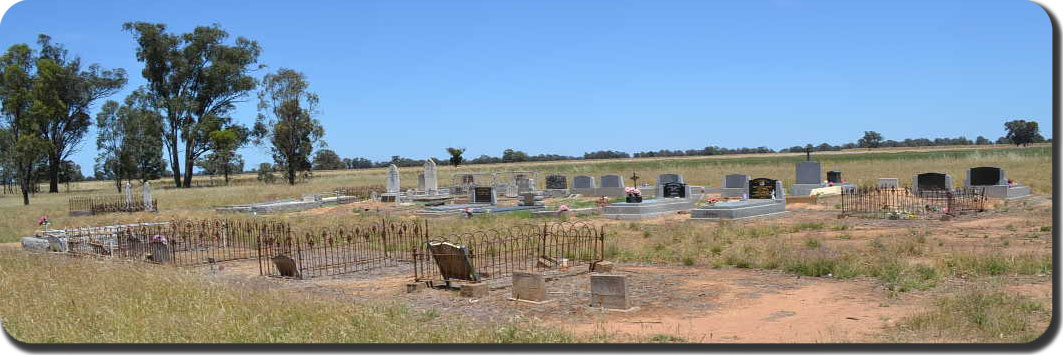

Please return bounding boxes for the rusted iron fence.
[840,187,987,219]
[257,219,428,279]
[413,221,605,283]
[59,219,262,266]
[69,195,157,215]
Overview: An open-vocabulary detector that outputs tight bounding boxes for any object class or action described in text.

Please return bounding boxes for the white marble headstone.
[386,164,400,193]
[142,181,153,211]
[123,181,133,209]
[423,158,438,193]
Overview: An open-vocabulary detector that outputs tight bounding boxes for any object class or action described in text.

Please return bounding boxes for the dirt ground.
[5,193,1053,343]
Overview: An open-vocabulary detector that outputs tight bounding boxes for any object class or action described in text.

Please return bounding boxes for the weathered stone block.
[593,261,614,273]
[460,282,489,298]
[406,282,425,293]
[511,272,547,302]
[590,274,629,310]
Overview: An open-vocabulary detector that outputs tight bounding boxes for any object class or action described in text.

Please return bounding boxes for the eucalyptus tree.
[31,35,126,193]
[123,22,261,188]
[0,43,48,205]
[252,68,324,185]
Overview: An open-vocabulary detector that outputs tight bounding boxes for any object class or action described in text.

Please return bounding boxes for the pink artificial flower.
[37,216,49,226]
[827,181,834,186]
[559,205,570,212]
[632,188,642,196]
[151,235,168,244]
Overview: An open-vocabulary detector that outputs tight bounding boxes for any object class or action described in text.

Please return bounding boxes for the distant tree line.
[297,120,1048,172]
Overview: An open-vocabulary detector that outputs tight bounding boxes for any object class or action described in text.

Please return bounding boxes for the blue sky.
[0,0,1052,175]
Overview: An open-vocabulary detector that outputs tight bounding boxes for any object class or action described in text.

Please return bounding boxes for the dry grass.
[0,144,1050,243]
[888,282,1051,343]
[0,250,574,343]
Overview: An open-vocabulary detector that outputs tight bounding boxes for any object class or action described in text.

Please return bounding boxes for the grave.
[380,164,401,202]
[515,174,534,193]
[142,181,154,211]
[148,242,171,264]
[964,166,1031,199]
[470,186,497,205]
[912,173,953,194]
[571,176,596,196]
[602,178,703,220]
[417,174,426,191]
[691,177,786,220]
[423,159,439,193]
[544,175,569,198]
[720,174,750,198]
[791,161,823,196]
[518,191,545,207]
[590,274,635,311]
[654,173,684,199]
[878,178,900,189]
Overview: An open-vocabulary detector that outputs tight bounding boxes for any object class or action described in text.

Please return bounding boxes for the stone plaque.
[512,272,547,302]
[827,171,842,184]
[545,175,567,189]
[969,167,1003,186]
[427,242,479,281]
[472,187,494,204]
[600,174,624,188]
[748,178,778,199]
[272,255,299,278]
[590,274,630,310]
[662,182,687,198]
[916,173,948,191]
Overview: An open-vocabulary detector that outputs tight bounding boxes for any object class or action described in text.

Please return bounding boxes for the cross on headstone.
[630,172,640,187]
[805,147,812,161]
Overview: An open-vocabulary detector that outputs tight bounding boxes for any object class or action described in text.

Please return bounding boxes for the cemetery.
[4,146,1052,344]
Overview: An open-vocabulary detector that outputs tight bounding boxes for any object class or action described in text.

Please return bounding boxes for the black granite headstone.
[662,182,687,198]
[827,171,842,184]
[748,178,778,199]
[472,187,493,203]
[916,173,948,191]
[272,255,300,278]
[545,175,567,189]
[969,167,1002,186]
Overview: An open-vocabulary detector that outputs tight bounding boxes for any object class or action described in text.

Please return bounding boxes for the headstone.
[657,173,683,185]
[461,175,475,186]
[386,164,400,193]
[661,182,687,198]
[795,161,822,185]
[123,181,134,210]
[272,255,299,278]
[600,174,624,188]
[471,186,496,205]
[505,184,519,198]
[149,242,171,264]
[877,178,900,189]
[548,174,574,188]
[968,167,1004,186]
[427,242,480,281]
[573,176,595,189]
[724,174,749,188]
[142,181,153,211]
[748,178,779,199]
[512,272,548,302]
[827,171,842,184]
[515,175,534,193]
[545,175,567,189]
[423,159,439,192]
[460,282,489,298]
[914,173,950,192]
[417,174,426,191]
[590,274,630,310]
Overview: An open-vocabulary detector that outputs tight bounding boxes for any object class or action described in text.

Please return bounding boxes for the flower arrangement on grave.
[1007,178,1015,186]
[37,216,50,229]
[595,196,610,207]
[558,204,570,212]
[624,187,643,203]
[151,235,168,244]
[707,197,720,205]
